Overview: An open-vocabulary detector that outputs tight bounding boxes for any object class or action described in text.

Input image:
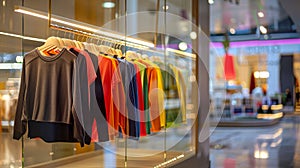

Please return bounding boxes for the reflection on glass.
[254,143,269,159]
[0,0,198,167]
[254,127,283,159]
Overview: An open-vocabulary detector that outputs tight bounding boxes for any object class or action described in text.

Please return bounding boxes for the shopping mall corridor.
[210,114,300,168]
[1,115,300,168]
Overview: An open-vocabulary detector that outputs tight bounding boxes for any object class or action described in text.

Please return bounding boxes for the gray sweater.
[13,48,87,146]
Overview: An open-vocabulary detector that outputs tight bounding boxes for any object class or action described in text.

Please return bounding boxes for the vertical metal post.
[154,0,160,47]
[21,0,25,167]
[48,0,52,27]
[163,0,167,162]
[192,0,199,153]
[194,0,210,166]
[124,0,128,167]
[173,0,210,167]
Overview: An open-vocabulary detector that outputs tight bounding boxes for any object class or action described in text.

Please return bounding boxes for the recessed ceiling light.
[258,11,264,18]
[102,2,115,9]
[229,28,236,34]
[16,56,23,63]
[208,0,214,5]
[190,32,197,39]
[254,71,269,78]
[178,42,188,51]
[162,5,169,10]
[259,26,267,34]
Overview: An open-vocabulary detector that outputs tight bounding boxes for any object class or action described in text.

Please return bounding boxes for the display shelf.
[210,112,283,127]
[0,63,22,69]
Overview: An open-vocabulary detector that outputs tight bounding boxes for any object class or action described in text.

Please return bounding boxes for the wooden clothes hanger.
[56,31,65,48]
[82,37,98,55]
[99,39,111,55]
[77,34,85,50]
[103,39,115,56]
[62,38,74,48]
[66,28,81,49]
[125,50,138,60]
[70,32,80,49]
[82,42,91,52]
[38,36,60,51]
[38,36,63,56]
[115,43,123,58]
[89,37,99,55]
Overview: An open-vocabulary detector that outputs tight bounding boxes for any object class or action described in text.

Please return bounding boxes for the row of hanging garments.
[13,36,187,147]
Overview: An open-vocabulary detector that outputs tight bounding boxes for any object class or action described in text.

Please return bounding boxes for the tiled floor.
[2,115,300,167]
[0,126,193,168]
[0,132,22,168]
[210,114,300,168]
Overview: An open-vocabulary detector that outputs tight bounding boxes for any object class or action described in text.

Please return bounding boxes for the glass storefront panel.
[0,0,23,167]
[0,0,201,167]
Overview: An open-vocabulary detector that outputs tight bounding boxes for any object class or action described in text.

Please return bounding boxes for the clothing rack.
[50,24,196,60]
[50,24,147,50]
[49,24,173,60]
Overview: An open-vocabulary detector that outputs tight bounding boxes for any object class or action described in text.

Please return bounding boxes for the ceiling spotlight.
[229,28,236,34]
[162,5,169,10]
[190,32,197,39]
[16,56,23,63]
[254,71,269,79]
[259,26,267,34]
[208,0,214,5]
[178,42,188,51]
[102,2,115,9]
[258,11,264,18]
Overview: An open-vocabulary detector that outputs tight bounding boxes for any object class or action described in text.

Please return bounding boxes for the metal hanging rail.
[49,24,148,50]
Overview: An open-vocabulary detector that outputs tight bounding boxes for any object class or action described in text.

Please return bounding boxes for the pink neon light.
[210,38,300,48]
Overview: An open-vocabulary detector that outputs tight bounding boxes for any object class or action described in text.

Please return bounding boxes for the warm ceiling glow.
[14,6,155,48]
[102,2,115,9]
[166,48,196,59]
[0,31,46,42]
[14,8,48,20]
[258,11,264,18]
[260,26,267,34]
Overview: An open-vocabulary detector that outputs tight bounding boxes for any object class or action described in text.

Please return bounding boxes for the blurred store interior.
[1,0,300,167]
